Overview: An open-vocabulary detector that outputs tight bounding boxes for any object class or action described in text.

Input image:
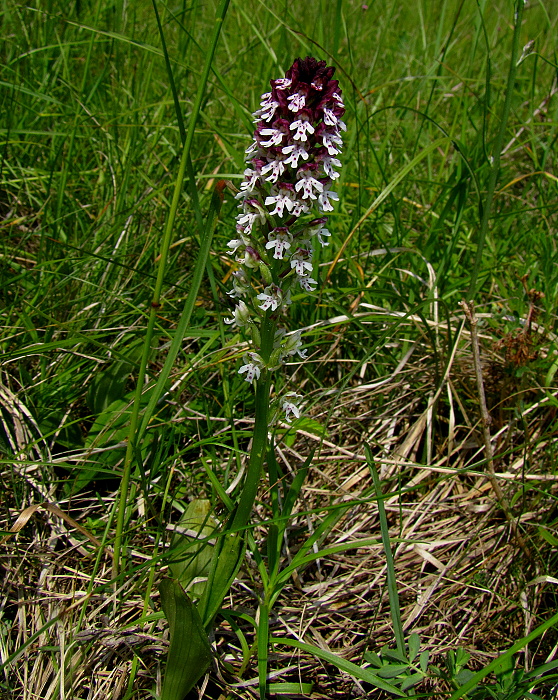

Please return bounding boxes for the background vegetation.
[1,0,558,697]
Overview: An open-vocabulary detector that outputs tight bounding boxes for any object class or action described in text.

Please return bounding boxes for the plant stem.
[460,300,533,563]
[230,314,276,531]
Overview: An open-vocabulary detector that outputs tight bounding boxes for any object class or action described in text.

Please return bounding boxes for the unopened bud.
[269,347,283,369]
[250,324,261,347]
[259,261,273,284]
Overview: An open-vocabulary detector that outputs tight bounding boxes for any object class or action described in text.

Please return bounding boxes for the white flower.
[332,91,345,108]
[290,119,315,142]
[321,130,343,155]
[226,236,246,254]
[260,127,285,148]
[318,184,339,213]
[236,199,266,234]
[265,228,292,260]
[288,92,306,112]
[244,141,258,159]
[282,143,309,169]
[274,78,292,90]
[291,199,310,217]
[282,392,303,422]
[305,219,332,247]
[323,108,339,127]
[316,227,331,246]
[254,94,280,122]
[290,247,313,276]
[239,352,265,383]
[239,166,261,193]
[261,158,286,183]
[256,285,283,312]
[320,155,342,179]
[265,186,296,217]
[298,276,318,292]
[295,170,323,200]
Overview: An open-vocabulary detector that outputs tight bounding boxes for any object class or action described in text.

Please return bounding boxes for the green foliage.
[159,579,213,700]
[2,0,558,697]
[167,498,217,598]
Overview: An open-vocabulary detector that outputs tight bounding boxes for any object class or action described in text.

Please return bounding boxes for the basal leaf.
[159,578,213,700]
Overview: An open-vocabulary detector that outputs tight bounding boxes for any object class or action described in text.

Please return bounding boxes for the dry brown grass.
[2,305,558,700]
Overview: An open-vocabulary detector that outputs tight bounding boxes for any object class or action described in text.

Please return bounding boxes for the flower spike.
[225,56,345,417]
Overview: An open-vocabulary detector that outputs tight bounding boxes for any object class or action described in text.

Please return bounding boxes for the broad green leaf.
[70,388,156,493]
[86,338,145,415]
[167,499,218,598]
[382,648,408,664]
[364,651,383,668]
[493,652,514,681]
[280,417,327,448]
[159,578,213,700]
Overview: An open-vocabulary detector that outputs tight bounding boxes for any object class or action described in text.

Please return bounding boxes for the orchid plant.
[161,57,345,700]
[225,56,345,429]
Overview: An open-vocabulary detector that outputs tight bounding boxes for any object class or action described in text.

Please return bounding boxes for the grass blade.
[366,445,405,657]
[271,637,408,697]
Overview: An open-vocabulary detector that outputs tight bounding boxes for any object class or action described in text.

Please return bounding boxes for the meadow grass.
[1,0,558,697]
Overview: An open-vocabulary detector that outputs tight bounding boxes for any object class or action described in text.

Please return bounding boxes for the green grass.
[1,0,558,698]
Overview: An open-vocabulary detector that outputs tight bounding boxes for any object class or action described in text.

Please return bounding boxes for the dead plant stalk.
[460,300,533,563]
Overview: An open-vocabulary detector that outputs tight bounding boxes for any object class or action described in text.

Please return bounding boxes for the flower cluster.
[226,57,345,421]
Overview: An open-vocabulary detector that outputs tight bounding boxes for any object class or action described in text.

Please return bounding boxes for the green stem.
[112,0,231,581]
[231,314,276,531]
[466,0,524,300]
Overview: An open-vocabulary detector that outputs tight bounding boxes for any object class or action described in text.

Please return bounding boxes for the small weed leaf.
[279,417,327,448]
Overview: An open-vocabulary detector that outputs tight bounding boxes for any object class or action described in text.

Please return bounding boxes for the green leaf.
[420,650,430,673]
[198,530,246,628]
[400,673,424,691]
[455,669,475,685]
[448,608,558,699]
[167,499,218,598]
[271,637,408,697]
[408,633,420,662]
[382,648,408,664]
[364,651,383,668]
[377,664,410,679]
[537,527,558,547]
[159,579,213,700]
[280,417,327,448]
[493,652,514,681]
[86,338,145,415]
[267,682,313,694]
